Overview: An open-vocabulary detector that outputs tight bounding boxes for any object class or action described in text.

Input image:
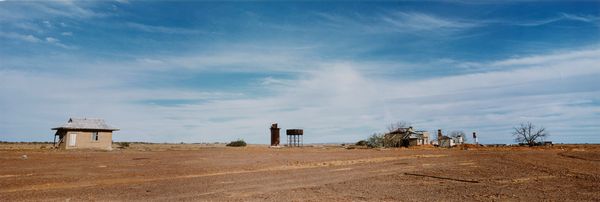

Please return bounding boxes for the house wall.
[421,137,429,145]
[408,139,419,146]
[57,130,113,150]
[439,138,454,148]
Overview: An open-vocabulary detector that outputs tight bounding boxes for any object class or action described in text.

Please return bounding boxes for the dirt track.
[1,144,599,201]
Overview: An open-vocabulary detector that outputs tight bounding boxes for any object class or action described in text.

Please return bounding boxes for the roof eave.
[51,127,119,131]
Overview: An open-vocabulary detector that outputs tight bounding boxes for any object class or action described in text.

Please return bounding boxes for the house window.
[92,132,99,141]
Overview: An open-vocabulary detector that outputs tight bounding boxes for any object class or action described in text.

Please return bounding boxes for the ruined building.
[384,127,430,147]
[437,129,464,148]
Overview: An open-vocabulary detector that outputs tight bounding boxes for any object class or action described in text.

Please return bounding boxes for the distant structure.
[473,132,478,145]
[437,129,453,148]
[385,127,430,147]
[286,129,303,147]
[270,123,280,146]
[437,129,464,148]
[411,130,430,146]
[52,118,119,150]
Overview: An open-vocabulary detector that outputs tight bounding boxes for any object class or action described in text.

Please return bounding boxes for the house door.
[69,133,77,146]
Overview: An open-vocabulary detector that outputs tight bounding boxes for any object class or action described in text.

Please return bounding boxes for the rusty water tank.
[286,129,303,136]
[270,123,280,146]
[286,129,304,147]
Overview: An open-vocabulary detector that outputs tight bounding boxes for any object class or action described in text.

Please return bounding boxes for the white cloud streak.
[382,11,477,31]
[0,31,74,49]
[315,11,478,35]
[0,31,42,43]
[1,47,599,144]
[317,11,600,30]
[502,13,600,27]
[125,22,208,35]
[0,1,102,21]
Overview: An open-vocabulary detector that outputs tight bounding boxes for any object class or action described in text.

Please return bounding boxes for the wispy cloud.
[128,45,314,73]
[45,37,58,43]
[316,11,478,35]
[560,13,600,23]
[0,31,74,49]
[260,76,291,86]
[125,22,208,35]
[382,11,477,31]
[43,36,74,49]
[42,20,52,28]
[12,22,44,33]
[0,1,103,21]
[0,2,99,49]
[490,48,600,67]
[1,2,598,144]
[507,13,600,27]
[1,47,598,143]
[0,31,42,43]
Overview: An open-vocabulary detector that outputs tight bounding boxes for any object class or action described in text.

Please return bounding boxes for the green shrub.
[226,139,247,147]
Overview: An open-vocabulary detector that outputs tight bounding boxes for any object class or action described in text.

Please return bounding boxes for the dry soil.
[0,144,599,201]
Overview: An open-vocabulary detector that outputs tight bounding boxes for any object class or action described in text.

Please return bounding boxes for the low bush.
[355,140,368,146]
[118,142,130,148]
[366,133,385,148]
[226,139,247,147]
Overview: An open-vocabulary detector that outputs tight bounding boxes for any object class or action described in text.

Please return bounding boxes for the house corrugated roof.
[52,118,119,131]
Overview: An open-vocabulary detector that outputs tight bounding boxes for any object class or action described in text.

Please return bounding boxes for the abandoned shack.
[437,129,464,148]
[438,136,455,148]
[408,131,430,146]
[52,118,119,150]
[384,127,430,147]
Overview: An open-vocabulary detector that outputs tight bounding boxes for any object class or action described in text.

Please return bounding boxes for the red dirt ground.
[0,144,599,201]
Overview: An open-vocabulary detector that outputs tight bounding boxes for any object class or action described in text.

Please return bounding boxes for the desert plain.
[0,143,599,201]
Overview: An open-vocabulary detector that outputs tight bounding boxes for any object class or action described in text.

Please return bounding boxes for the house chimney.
[437,129,443,146]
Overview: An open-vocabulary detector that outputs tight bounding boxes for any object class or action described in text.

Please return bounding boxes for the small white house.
[438,135,465,148]
[52,118,119,150]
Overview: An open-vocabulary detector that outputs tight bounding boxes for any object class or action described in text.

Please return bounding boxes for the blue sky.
[1,1,599,144]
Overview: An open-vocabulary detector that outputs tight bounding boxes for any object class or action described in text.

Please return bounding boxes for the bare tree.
[449,130,467,142]
[512,122,548,146]
[387,121,410,133]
